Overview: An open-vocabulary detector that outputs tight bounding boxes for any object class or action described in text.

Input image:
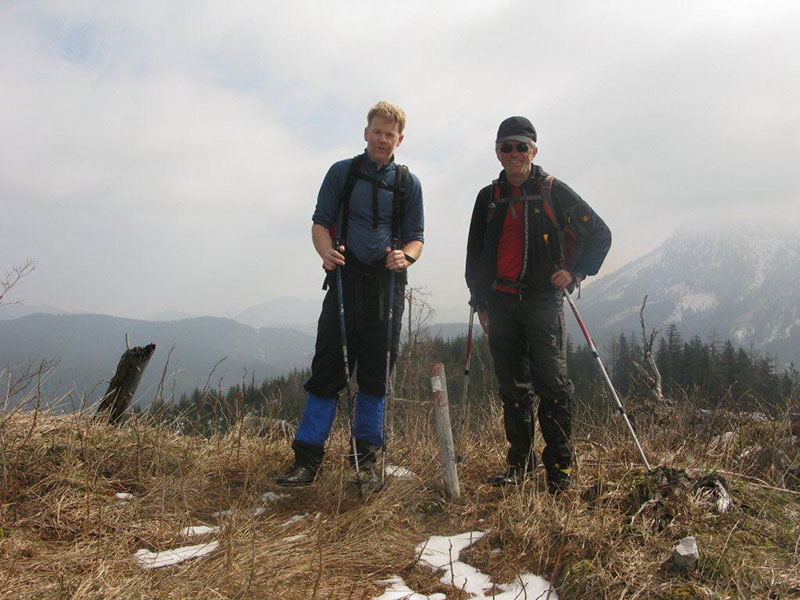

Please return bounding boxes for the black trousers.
[304,261,405,399]
[487,290,574,472]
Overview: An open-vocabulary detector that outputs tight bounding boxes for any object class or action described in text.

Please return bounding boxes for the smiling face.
[364,116,404,167]
[496,140,537,185]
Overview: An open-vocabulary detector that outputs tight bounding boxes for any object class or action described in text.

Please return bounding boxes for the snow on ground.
[213,506,267,518]
[373,532,558,600]
[417,532,489,597]
[281,512,310,527]
[372,576,446,600]
[212,491,290,518]
[384,465,415,478]
[261,491,290,503]
[115,492,134,501]
[179,525,219,537]
[133,541,219,569]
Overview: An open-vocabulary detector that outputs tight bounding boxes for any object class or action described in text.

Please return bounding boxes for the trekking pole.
[563,290,652,472]
[455,306,475,461]
[380,239,400,488]
[334,238,362,494]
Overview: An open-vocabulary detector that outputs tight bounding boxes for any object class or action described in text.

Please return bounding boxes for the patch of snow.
[384,465,415,478]
[282,534,305,543]
[261,491,290,503]
[413,532,558,600]
[133,541,219,569]
[281,512,309,527]
[115,492,134,501]
[179,525,219,537]
[600,304,639,328]
[373,576,446,600]
[212,492,290,518]
[213,506,267,518]
[490,574,560,600]
[665,285,717,323]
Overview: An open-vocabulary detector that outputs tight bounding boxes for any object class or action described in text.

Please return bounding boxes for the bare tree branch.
[639,295,664,402]
[0,259,38,305]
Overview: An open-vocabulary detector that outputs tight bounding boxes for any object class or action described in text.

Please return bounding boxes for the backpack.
[488,174,583,274]
[335,154,410,246]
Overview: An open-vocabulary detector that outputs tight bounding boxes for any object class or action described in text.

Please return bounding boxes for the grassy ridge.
[1,396,798,599]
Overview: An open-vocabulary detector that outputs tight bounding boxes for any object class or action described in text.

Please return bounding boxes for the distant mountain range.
[0,314,315,410]
[230,296,322,333]
[3,226,797,412]
[0,303,76,320]
[573,226,800,366]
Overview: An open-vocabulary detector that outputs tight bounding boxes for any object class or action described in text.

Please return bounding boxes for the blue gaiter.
[353,390,384,447]
[294,393,337,447]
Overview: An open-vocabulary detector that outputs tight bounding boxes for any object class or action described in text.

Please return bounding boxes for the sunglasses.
[499,142,531,154]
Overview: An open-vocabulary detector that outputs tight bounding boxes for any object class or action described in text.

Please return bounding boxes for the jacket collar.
[362,149,396,174]
[497,163,541,191]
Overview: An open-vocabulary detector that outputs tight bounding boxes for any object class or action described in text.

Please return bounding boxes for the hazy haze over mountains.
[575,224,800,365]
[0,314,315,409]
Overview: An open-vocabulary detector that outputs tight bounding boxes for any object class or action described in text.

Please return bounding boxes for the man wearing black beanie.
[465,116,611,492]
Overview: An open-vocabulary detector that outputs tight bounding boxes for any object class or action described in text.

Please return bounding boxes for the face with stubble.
[364,116,404,167]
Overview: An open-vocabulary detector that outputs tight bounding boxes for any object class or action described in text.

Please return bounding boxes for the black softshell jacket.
[465,165,612,310]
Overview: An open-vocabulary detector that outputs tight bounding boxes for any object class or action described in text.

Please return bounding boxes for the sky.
[2,1,799,323]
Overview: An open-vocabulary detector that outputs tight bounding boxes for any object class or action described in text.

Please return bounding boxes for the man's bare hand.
[322,245,346,271]
[550,269,578,291]
[478,310,490,335]
[385,247,406,271]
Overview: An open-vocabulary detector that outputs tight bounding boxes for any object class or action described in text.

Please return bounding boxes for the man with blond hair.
[277,102,424,487]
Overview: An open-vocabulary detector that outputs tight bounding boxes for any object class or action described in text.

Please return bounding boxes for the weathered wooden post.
[430,363,460,501]
[96,342,156,424]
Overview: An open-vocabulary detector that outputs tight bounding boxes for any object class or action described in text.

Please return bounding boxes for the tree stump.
[96,343,156,424]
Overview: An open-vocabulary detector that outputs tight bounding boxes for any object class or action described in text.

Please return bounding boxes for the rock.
[693,474,732,513]
[672,536,699,569]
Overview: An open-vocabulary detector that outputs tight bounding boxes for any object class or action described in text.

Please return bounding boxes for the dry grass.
[1,395,798,599]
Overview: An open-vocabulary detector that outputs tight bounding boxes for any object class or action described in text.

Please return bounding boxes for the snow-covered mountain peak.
[578,225,800,365]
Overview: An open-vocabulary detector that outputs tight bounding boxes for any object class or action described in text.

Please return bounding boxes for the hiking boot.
[276,464,316,487]
[490,465,534,487]
[547,467,572,494]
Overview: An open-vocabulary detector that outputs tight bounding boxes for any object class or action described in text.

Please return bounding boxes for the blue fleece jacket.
[312,151,424,264]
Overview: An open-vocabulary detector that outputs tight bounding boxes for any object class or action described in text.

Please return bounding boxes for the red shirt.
[496,186,524,293]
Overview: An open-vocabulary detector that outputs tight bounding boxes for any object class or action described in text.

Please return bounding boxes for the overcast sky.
[2,1,798,322]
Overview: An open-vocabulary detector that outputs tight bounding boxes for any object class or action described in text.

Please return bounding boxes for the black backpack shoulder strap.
[391,164,409,242]
[337,154,363,244]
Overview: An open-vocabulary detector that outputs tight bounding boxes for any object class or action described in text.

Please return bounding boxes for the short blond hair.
[367,101,406,134]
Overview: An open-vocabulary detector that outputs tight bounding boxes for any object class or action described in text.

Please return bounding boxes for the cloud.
[2,1,798,320]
